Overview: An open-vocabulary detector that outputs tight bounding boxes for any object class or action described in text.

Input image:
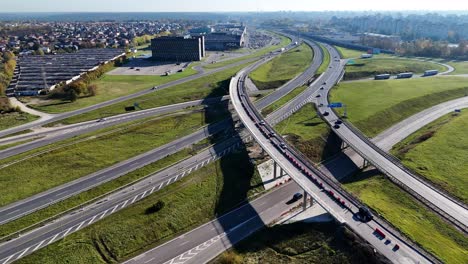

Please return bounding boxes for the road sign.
[328,102,343,108]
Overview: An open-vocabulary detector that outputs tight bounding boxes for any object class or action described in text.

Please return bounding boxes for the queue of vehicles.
[374,70,438,80]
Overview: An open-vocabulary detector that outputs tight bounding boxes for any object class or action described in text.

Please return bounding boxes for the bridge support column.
[273,160,278,179]
[341,141,348,150]
[362,159,370,168]
[303,191,308,211]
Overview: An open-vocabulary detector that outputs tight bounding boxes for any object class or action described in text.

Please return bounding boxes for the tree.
[68,89,78,102]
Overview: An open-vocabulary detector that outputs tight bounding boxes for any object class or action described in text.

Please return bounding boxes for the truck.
[423,70,438,77]
[396,72,413,79]
[280,47,285,52]
[374,73,391,80]
[361,53,373,59]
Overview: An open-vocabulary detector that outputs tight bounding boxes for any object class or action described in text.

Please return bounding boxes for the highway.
[0,37,307,227]
[0,136,245,264]
[1,38,455,264]
[317,44,468,232]
[0,47,285,139]
[0,37,313,262]
[0,96,229,160]
[230,64,431,263]
[123,182,302,264]
[0,119,231,225]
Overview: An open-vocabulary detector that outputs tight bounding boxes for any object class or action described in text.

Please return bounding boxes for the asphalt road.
[0,38,300,227]
[317,44,468,231]
[0,119,231,226]
[123,181,301,264]
[254,39,322,110]
[0,96,229,160]
[0,55,264,139]
[0,135,244,264]
[230,65,431,263]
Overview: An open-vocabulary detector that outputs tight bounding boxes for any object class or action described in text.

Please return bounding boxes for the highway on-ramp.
[316,44,468,232]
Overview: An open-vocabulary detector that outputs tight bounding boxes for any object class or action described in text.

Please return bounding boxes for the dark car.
[292,192,303,201]
[323,111,330,116]
[333,124,340,129]
[335,120,343,125]
[316,94,321,98]
[357,206,373,222]
[320,87,324,90]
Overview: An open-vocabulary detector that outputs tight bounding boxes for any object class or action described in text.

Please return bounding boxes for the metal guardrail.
[235,41,444,263]
[323,47,468,234]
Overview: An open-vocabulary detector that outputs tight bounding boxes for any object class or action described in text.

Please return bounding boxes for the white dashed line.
[47,233,59,245]
[16,247,30,259]
[32,240,45,252]
[62,227,73,238]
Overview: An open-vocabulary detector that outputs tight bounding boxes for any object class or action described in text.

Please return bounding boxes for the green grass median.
[330,76,468,137]
[0,108,227,207]
[28,68,198,114]
[392,111,468,204]
[344,58,446,80]
[261,85,307,116]
[249,43,313,90]
[317,44,330,74]
[0,112,39,131]
[52,62,252,125]
[17,149,264,264]
[343,173,468,264]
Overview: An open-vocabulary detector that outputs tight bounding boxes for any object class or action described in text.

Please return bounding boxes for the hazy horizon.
[2,0,468,12]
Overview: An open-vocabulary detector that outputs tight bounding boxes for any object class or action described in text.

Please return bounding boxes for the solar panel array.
[7,49,125,96]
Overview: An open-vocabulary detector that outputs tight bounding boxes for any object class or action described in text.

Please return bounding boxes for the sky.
[2,0,468,12]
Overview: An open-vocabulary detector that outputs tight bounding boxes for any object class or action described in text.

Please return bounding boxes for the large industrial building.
[204,33,245,50]
[151,36,205,62]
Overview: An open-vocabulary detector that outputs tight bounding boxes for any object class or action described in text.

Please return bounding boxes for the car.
[280,142,287,149]
[135,68,140,71]
[316,94,321,98]
[335,120,343,125]
[320,87,324,90]
[357,206,373,222]
[97,118,106,122]
[333,124,340,129]
[259,121,266,125]
[323,111,329,116]
[150,86,158,90]
[322,82,327,85]
[129,67,135,69]
[318,103,324,107]
[292,192,303,201]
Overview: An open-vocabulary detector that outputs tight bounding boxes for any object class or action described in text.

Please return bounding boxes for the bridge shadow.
[200,82,268,250]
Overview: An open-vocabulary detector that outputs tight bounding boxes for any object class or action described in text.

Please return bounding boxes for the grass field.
[317,44,330,74]
[261,85,307,116]
[249,43,313,90]
[344,58,447,80]
[0,112,39,130]
[213,222,388,264]
[343,173,468,264]
[334,46,366,59]
[447,61,468,75]
[203,34,291,70]
[391,111,468,204]
[330,76,468,137]
[0,109,226,207]
[49,62,251,125]
[17,149,264,264]
[29,67,198,114]
[0,148,194,238]
[275,104,340,163]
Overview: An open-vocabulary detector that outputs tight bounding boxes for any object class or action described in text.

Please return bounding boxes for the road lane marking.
[62,227,73,238]
[99,210,109,220]
[131,195,139,204]
[158,182,164,190]
[5,209,20,215]
[149,186,156,194]
[122,200,128,208]
[47,233,59,245]
[144,258,155,263]
[32,240,45,252]
[2,254,14,264]
[88,215,98,225]
[16,247,30,259]
[141,190,147,198]
[110,204,119,214]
